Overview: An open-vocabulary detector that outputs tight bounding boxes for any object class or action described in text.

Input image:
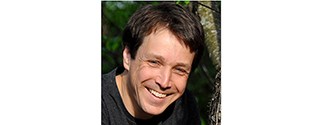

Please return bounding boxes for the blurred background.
[102,1,220,124]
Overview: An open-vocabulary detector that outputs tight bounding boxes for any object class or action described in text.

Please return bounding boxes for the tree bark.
[209,71,221,125]
[197,1,221,72]
[197,1,221,125]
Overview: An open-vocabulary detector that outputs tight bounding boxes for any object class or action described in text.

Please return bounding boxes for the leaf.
[184,0,190,5]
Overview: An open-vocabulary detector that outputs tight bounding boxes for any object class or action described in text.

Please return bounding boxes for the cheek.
[132,64,156,83]
[172,75,188,93]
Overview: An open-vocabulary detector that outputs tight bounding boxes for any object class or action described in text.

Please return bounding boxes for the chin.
[142,105,167,116]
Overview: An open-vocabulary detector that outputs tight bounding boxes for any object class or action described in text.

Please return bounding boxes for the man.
[102,2,205,125]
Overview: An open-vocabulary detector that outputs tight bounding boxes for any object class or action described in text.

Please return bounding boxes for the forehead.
[142,27,187,49]
[146,25,192,51]
[138,28,195,65]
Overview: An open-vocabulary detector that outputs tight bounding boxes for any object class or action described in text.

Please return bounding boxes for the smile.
[148,88,167,98]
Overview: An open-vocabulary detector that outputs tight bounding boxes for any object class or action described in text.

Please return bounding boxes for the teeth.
[148,89,166,98]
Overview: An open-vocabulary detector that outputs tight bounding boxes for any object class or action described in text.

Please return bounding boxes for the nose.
[156,67,172,89]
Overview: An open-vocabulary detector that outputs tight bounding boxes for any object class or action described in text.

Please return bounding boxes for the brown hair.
[122,2,205,71]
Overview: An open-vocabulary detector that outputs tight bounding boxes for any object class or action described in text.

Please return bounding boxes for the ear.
[123,47,131,71]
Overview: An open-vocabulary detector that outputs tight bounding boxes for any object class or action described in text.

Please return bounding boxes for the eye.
[174,67,188,75]
[147,60,160,67]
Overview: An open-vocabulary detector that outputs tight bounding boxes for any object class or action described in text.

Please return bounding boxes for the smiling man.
[102,2,205,125]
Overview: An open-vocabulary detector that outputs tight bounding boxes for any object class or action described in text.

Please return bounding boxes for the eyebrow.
[152,54,165,62]
[143,53,165,62]
[175,63,191,71]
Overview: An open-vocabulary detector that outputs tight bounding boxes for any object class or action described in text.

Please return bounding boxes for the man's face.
[123,28,195,116]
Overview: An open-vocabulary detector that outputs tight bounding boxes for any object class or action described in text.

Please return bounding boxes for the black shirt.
[102,67,201,125]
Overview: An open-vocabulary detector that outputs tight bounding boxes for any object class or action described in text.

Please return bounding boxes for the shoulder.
[102,67,131,125]
[178,89,199,111]
[102,69,116,85]
[102,66,125,86]
[102,67,124,92]
[181,90,201,124]
[102,69,116,125]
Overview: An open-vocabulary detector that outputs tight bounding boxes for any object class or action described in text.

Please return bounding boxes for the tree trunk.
[197,1,221,72]
[197,1,221,125]
[209,71,221,125]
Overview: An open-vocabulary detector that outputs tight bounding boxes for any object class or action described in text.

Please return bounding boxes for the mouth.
[147,88,167,98]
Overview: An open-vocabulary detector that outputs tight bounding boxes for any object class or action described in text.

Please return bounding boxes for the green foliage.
[102,1,216,124]
[201,117,206,125]
[175,0,190,5]
[102,1,141,73]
